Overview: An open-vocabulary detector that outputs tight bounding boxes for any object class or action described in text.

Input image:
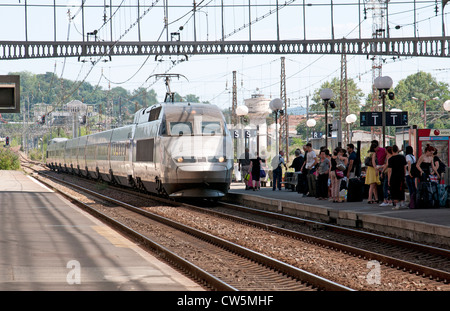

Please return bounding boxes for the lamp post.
[269,98,283,155]
[236,105,248,160]
[374,76,393,147]
[319,88,335,149]
[412,96,439,128]
[236,105,248,154]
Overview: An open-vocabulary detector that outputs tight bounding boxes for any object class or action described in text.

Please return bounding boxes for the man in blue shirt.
[346,143,358,179]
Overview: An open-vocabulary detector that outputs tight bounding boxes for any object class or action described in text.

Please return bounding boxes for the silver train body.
[46,102,233,198]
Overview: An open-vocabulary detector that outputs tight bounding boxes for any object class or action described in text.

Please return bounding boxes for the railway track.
[23,161,450,290]
[205,202,450,280]
[23,164,351,291]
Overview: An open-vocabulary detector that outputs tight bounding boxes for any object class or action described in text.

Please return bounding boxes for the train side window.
[136,139,154,162]
[148,107,161,122]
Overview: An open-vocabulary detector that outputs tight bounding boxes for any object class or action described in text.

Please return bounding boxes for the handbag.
[336,157,346,171]
[335,170,344,179]
[364,156,373,167]
[260,169,266,178]
[244,173,250,181]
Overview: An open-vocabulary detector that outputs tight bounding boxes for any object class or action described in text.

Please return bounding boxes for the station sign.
[233,129,257,139]
[385,111,408,126]
[360,111,408,127]
[312,131,324,139]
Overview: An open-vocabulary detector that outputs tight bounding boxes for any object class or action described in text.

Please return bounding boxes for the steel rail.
[30,162,450,284]
[217,202,450,258]
[30,161,450,283]
[27,171,236,291]
[203,202,450,283]
[29,169,353,291]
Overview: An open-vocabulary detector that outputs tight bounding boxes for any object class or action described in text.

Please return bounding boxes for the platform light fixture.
[270,98,284,155]
[374,76,394,147]
[346,114,357,143]
[306,119,316,127]
[319,88,335,149]
[444,100,450,112]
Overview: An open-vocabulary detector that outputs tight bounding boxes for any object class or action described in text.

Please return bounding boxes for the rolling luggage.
[347,178,363,202]
[438,184,449,207]
[416,182,439,209]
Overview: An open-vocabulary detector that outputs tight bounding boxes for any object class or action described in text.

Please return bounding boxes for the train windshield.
[165,105,226,136]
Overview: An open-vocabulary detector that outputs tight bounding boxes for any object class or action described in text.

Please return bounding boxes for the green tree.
[310,77,364,115]
[298,78,364,140]
[391,71,450,129]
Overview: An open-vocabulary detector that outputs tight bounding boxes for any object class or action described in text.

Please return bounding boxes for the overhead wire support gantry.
[1,1,450,59]
[1,36,450,60]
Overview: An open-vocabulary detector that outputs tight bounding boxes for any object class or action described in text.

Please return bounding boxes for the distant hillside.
[286,106,307,115]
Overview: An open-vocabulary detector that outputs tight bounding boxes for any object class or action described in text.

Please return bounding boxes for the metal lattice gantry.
[1,37,450,60]
[0,1,450,59]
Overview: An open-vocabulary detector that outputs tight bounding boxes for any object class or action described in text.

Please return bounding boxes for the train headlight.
[174,156,196,163]
[208,156,226,163]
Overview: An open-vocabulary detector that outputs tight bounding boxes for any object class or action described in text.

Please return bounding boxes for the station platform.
[226,182,450,247]
[0,170,203,291]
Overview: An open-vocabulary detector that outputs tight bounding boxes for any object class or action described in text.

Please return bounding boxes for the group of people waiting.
[287,142,359,203]
[238,140,446,209]
[365,141,446,209]
[287,140,446,209]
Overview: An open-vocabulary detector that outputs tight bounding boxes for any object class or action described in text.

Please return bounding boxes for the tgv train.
[46,102,233,199]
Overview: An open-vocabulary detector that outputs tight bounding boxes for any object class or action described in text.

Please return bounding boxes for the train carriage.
[46,102,232,199]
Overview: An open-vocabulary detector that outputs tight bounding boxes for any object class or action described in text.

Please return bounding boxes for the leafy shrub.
[0,148,21,170]
[28,149,43,161]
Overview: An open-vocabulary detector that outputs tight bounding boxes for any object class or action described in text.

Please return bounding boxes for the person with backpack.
[302,143,318,197]
[289,148,305,193]
[433,148,447,180]
[416,144,438,182]
[379,146,393,207]
[415,145,440,209]
[388,145,407,210]
[405,146,417,209]
[249,154,263,191]
[299,145,309,196]
[272,150,287,191]
[346,144,358,179]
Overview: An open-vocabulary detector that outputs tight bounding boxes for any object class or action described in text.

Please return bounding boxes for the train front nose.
[165,161,231,198]
[175,163,229,183]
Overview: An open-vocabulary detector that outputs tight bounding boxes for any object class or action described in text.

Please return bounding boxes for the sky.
[1,0,450,112]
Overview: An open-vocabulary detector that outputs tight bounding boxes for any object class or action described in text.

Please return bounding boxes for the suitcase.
[416,182,439,209]
[347,178,363,202]
[437,184,449,207]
